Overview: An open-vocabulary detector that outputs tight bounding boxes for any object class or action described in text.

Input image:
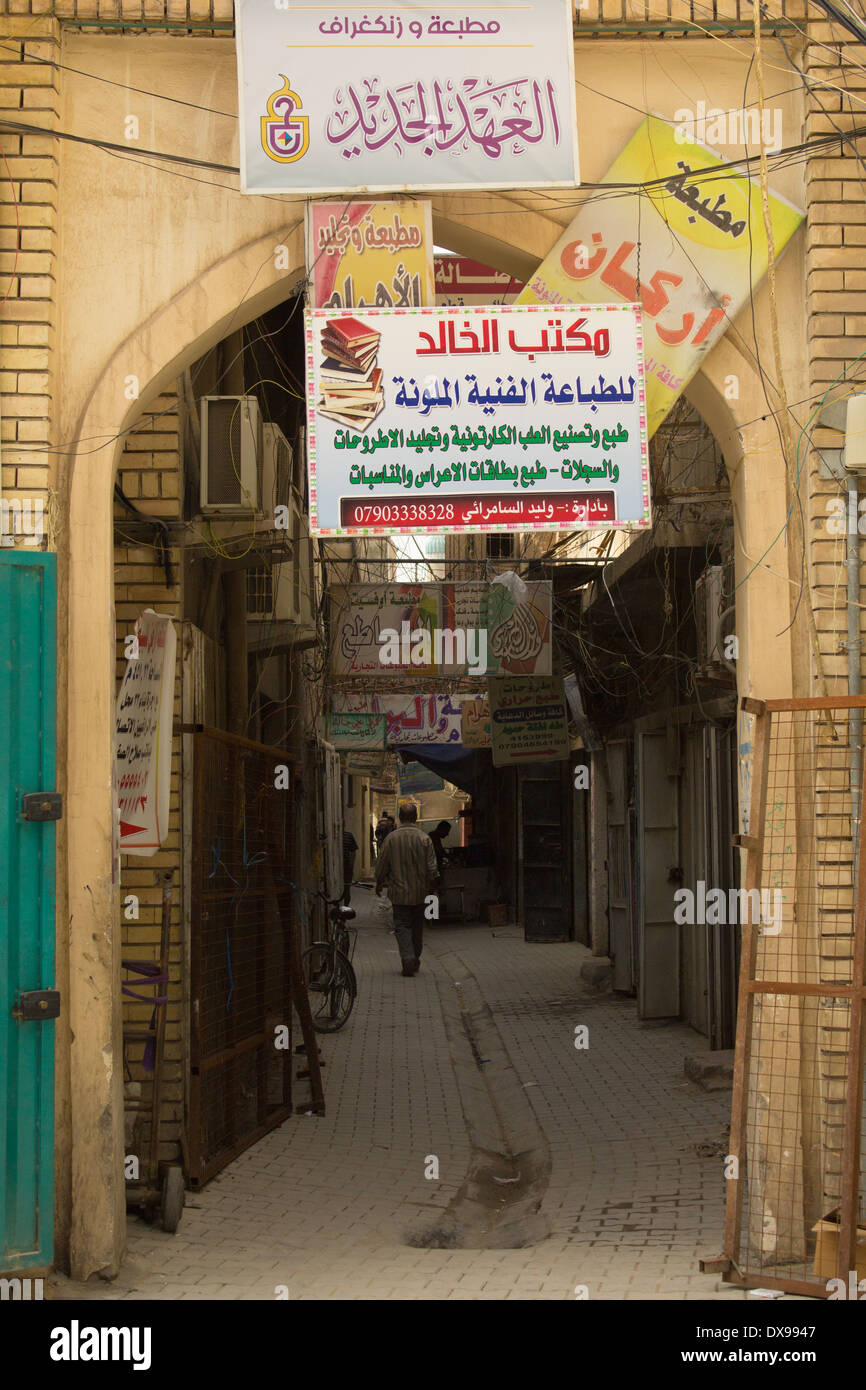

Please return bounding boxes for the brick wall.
[0,10,59,522]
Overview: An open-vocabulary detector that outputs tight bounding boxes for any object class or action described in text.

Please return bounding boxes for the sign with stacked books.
[306,302,649,536]
[316,315,385,430]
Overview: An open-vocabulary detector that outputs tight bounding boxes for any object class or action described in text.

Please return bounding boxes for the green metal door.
[0,551,58,1270]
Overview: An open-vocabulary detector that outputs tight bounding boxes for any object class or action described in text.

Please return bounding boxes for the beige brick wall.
[0,10,59,515]
[114,388,185,1166]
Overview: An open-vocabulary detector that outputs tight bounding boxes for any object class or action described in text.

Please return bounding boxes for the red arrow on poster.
[120,821,147,838]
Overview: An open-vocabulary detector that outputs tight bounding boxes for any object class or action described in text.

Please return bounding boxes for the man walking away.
[342,826,358,906]
[374,803,438,976]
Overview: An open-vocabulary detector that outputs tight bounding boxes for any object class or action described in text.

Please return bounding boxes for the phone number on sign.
[340,493,617,530]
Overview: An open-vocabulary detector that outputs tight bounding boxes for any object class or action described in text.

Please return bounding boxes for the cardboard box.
[486,903,507,928]
[811,1208,866,1281]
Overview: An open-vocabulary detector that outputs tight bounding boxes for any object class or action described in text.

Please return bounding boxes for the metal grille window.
[246,566,273,615]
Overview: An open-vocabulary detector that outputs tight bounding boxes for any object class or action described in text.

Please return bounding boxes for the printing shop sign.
[234,1,578,193]
[306,303,649,536]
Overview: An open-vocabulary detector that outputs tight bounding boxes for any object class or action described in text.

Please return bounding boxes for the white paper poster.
[115,610,176,856]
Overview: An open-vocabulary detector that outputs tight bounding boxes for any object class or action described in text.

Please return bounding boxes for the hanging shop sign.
[332,579,552,678]
[518,114,804,439]
[435,257,524,308]
[461,695,492,748]
[115,610,176,855]
[235,1,578,194]
[332,691,468,745]
[488,675,570,767]
[306,303,649,536]
[307,201,434,310]
[397,760,446,794]
[342,750,387,777]
[333,581,441,678]
[328,711,388,749]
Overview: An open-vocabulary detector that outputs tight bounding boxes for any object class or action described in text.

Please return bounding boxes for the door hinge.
[20,792,63,822]
[12,989,61,1021]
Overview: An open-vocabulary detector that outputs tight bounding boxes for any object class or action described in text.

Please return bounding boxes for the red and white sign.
[306,302,650,537]
[115,610,176,856]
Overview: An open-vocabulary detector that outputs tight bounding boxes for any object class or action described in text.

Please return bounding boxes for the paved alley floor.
[52,889,750,1301]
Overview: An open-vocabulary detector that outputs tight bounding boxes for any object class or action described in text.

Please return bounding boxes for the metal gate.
[710,697,866,1296]
[188,727,299,1187]
[0,553,58,1270]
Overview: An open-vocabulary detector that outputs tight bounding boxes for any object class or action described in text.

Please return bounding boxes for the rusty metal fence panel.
[188,727,296,1187]
[717,697,866,1297]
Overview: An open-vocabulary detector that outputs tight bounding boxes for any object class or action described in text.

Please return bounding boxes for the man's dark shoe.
[402,959,418,976]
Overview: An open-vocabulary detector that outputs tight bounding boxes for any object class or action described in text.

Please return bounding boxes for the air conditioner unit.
[261,421,292,525]
[695,563,734,673]
[200,395,263,515]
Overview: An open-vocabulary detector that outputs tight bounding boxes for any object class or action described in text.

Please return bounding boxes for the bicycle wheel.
[315,948,356,1033]
[302,943,337,995]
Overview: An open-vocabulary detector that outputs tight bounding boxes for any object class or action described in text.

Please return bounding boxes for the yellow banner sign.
[307,200,434,310]
[518,116,803,438]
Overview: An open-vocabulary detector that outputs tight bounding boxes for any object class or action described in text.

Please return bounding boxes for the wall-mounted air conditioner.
[695,562,734,674]
[200,395,263,515]
[261,421,292,525]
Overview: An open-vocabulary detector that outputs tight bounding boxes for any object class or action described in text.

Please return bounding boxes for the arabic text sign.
[236,1,578,194]
[332,580,552,677]
[518,115,803,439]
[328,712,387,749]
[306,304,649,536]
[436,256,524,307]
[462,695,491,748]
[307,202,434,310]
[332,691,466,746]
[488,676,570,767]
[115,611,177,855]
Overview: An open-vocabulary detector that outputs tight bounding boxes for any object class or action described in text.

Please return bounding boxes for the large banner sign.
[332,580,552,678]
[306,303,649,536]
[518,115,803,438]
[235,1,578,193]
[307,201,434,310]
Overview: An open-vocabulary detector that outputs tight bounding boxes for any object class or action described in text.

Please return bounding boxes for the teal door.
[0,551,57,1271]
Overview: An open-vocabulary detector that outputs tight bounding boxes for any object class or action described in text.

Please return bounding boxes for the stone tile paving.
[50,892,752,1302]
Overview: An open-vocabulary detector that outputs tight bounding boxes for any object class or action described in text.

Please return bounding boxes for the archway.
[61,206,796,1278]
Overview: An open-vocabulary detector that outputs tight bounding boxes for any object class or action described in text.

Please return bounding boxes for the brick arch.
[62,205,794,1280]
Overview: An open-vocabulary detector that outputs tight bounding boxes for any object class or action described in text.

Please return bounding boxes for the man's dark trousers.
[393,903,425,969]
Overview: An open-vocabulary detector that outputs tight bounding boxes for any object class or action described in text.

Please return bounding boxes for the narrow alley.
[52,891,737,1302]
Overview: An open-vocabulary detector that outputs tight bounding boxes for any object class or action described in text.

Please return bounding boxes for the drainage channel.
[404,945,551,1251]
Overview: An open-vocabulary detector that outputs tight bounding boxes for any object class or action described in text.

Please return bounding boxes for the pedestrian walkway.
[51,889,747,1301]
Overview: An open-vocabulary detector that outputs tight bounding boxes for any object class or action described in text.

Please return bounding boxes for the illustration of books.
[318,316,384,432]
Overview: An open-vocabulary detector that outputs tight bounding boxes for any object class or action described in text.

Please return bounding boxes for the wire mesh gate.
[709,697,866,1296]
[187,726,318,1187]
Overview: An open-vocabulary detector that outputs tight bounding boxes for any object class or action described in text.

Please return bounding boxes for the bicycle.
[301,890,358,1032]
